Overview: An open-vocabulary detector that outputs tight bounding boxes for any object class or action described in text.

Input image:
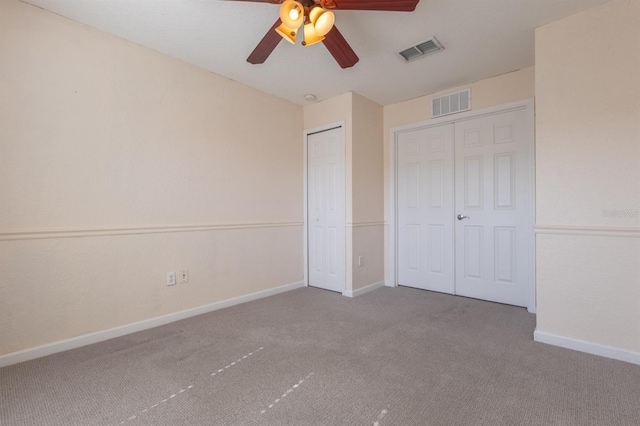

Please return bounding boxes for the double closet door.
[397,107,532,307]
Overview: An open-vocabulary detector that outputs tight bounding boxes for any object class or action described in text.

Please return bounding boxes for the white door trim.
[303,121,347,291]
[388,99,536,313]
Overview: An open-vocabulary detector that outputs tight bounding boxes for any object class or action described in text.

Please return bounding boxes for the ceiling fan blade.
[321,0,419,11]
[247,19,283,64]
[322,26,359,69]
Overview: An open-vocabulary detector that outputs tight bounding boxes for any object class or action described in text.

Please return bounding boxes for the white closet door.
[454,109,531,307]
[397,124,455,294]
[307,127,345,293]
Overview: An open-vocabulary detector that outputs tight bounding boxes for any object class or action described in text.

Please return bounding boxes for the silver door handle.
[457,214,470,220]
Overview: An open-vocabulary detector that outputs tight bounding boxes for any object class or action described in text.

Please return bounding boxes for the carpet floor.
[1,286,640,425]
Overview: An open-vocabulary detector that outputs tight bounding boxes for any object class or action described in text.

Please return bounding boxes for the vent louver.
[431,89,471,118]
[398,37,443,62]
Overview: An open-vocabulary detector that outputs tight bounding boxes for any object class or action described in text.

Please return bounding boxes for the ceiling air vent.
[431,88,471,119]
[398,37,443,62]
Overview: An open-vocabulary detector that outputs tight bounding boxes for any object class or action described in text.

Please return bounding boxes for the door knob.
[457,214,470,220]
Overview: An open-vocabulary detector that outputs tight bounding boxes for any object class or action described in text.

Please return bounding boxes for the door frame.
[387,99,536,313]
[303,121,347,291]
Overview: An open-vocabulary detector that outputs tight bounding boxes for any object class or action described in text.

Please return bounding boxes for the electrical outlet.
[358,256,364,266]
[179,269,189,283]
[166,271,176,286]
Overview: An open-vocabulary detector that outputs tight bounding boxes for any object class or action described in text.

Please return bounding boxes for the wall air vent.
[398,37,443,62]
[431,88,471,119]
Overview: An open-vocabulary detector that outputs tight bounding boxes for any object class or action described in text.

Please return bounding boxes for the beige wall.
[303,93,385,293]
[0,0,303,356]
[535,0,640,354]
[303,92,353,130]
[383,66,535,135]
[382,67,535,284]
[351,94,384,291]
[352,94,384,225]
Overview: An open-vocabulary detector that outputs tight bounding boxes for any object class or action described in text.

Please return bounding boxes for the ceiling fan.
[227,0,420,69]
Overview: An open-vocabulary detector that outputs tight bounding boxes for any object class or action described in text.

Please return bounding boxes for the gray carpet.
[1,286,640,425]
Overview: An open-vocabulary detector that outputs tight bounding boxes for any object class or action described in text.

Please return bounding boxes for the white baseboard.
[343,281,385,298]
[0,281,305,368]
[534,330,640,366]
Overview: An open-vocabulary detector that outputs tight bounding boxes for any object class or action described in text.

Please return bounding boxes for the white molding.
[534,330,640,366]
[0,281,305,368]
[342,280,385,298]
[303,128,309,288]
[535,225,640,238]
[388,98,536,311]
[387,124,398,288]
[526,98,537,314]
[0,222,304,241]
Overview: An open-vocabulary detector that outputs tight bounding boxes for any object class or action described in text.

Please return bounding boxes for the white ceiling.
[24,0,609,106]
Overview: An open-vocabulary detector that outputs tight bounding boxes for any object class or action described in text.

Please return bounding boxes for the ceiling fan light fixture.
[302,22,325,46]
[309,6,324,25]
[280,0,304,29]
[275,23,297,44]
[314,9,335,36]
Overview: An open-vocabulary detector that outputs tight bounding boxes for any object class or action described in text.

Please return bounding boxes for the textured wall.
[351,94,384,291]
[535,0,640,354]
[0,0,303,356]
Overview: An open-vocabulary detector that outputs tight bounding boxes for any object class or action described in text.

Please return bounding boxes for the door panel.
[308,127,345,293]
[494,226,516,283]
[454,109,531,306]
[464,156,484,209]
[464,225,483,279]
[397,124,455,294]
